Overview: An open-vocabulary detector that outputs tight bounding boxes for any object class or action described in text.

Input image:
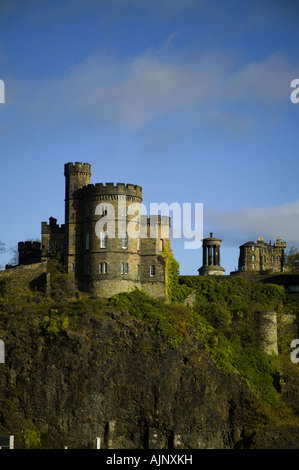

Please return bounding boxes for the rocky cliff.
[1,285,299,449]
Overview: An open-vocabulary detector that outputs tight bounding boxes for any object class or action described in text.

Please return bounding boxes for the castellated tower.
[64,162,91,275]
[42,162,169,300]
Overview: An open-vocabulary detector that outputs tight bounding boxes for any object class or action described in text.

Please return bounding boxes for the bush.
[24,429,41,449]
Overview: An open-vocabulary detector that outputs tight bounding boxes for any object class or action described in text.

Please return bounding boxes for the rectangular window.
[100,231,107,248]
[100,262,107,274]
[121,262,128,274]
[150,265,156,276]
[48,241,52,253]
[251,246,255,251]
[122,232,128,249]
[71,263,75,272]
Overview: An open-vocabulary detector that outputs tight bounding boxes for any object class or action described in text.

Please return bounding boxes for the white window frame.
[121,262,128,275]
[100,230,107,248]
[121,232,128,249]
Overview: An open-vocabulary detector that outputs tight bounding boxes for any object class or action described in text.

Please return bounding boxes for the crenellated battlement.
[82,182,143,199]
[64,162,91,176]
[41,217,65,233]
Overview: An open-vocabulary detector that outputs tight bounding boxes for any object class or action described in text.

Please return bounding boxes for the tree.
[286,246,299,272]
[0,242,5,269]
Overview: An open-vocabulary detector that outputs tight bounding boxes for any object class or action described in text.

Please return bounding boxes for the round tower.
[198,233,225,276]
[64,162,91,274]
[257,311,278,355]
[80,182,143,297]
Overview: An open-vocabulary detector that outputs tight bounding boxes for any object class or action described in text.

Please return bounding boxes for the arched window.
[251,254,256,261]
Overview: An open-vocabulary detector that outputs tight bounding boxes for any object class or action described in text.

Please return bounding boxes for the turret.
[64,162,91,275]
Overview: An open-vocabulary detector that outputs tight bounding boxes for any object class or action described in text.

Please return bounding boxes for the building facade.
[238,236,286,273]
[41,162,170,300]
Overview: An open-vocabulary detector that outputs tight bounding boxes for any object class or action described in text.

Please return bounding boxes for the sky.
[0,0,299,275]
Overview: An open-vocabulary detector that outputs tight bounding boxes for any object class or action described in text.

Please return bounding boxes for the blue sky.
[0,0,299,274]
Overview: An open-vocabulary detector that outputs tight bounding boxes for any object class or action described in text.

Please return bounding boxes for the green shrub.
[24,429,41,449]
[42,308,69,340]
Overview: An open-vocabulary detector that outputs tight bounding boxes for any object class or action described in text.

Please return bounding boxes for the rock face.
[0,307,256,449]
[1,305,299,449]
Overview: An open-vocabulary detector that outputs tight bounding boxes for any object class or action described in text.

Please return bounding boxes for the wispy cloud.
[4,46,296,136]
[205,200,299,247]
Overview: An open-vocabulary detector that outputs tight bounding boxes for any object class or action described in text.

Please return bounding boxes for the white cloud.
[205,200,299,247]
[7,47,297,134]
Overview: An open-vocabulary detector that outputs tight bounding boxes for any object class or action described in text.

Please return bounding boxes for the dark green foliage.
[109,286,281,405]
[162,245,192,303]
[110,288,188,349]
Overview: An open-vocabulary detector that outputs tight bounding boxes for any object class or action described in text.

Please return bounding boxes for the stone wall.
[0,262,49,293]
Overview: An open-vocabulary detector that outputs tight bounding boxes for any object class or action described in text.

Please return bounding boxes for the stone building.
[41,162,170,300]
[238,236,286,273]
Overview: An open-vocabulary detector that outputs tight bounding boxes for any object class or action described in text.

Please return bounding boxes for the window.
[71,263,75,272]
[100,205,108,216]
[262,255,266,262]
[137,237,140,252]
[48,241,52,253]
[277,256,281,262]
[251,254,255,261]
[99,262,107,274]
[86,232,90,250]
[100,230,107,248]
[251,245,255,251]
[150,265,156,276]
[159,239,164,251]
[262,247,266,253]
[121,262,128,275]
[252,264,255,270]
[72,234,75,246]
[121,232,128,249]
[271,256,274,263]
